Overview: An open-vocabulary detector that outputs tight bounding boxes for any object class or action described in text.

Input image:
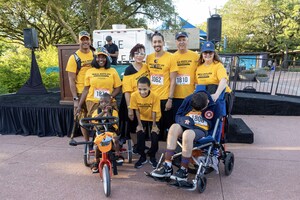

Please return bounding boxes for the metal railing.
[220,56,300,98]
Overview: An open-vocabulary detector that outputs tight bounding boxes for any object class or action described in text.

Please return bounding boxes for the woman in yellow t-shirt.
[195,41,232,114]
[76,47,122,119]
[195,41,232,98]
[119,44,149,152]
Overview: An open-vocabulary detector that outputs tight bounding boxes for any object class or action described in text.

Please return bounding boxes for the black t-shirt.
[104,43,119,65]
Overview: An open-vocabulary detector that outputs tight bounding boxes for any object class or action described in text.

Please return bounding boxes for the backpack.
[74,46,95,75]
[73,52,81,75]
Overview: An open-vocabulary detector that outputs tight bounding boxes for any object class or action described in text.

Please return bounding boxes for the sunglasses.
[203,51,214,54]
[134,52,146,56]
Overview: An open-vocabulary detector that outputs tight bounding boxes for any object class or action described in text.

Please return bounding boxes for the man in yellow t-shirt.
[146,31,178,140]
[66,30,93,141]
[171,31,200,119]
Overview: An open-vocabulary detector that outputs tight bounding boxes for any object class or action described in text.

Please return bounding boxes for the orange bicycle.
[69,116,119,197]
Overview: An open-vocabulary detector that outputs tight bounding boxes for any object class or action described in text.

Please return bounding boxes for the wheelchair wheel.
[102,164,111,197]
[83,144,94,167]
[127,139,133,163]
[197,176,207,193]
[224,152,234,176]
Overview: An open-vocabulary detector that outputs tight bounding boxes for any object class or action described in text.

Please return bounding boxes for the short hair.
[137,76,151,86]
[129,43,145,59]
[151,31,164,42]
[106,35,112,42]
[99,92,111,100]
[191,92,208,111]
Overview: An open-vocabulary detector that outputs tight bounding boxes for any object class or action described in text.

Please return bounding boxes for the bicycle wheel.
[102,164,111,197]
[83,144,89,166]
[127,139,133,163]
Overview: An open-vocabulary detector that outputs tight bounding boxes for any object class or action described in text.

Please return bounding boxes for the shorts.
[182,126,207,141]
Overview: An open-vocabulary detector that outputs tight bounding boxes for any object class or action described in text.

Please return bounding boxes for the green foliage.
[220,0,300,53]
[0,0,177,48]
[0,44,59,94]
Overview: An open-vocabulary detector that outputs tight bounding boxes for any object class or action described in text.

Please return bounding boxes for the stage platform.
[0,91,73,137]
[232,92,300,116]
[1,91,299,140]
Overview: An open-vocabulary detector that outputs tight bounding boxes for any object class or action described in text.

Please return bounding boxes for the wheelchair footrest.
[144,171,171,182]
[168,180,194,189]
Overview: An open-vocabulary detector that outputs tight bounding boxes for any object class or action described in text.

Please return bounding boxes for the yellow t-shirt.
[186,111,209,131]
[195,62,232,93]
[129,91,161,122]
[122,63,149,93]
[172,50,199,99]
[146,52,178,100]
[92,109,119,132]
[65,50,94,94]
[84,68,122,103]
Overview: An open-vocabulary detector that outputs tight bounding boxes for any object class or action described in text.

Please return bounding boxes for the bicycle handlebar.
[79,116,119,128]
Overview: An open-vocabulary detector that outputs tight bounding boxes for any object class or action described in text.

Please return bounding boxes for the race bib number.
[151,74,164,85]
[94,88,110,99]
[176,75,190,85]
[188,113,208,127]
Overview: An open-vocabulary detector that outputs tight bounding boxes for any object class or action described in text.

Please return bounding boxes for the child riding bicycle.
[91,93,124,173]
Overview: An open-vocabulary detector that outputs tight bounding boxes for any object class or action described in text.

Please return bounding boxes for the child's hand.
[104,106,112,113]
[151,125,159,134]
[136,124,143,132]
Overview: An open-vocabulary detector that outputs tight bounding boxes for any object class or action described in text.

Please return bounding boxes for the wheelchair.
[146,87,235,193]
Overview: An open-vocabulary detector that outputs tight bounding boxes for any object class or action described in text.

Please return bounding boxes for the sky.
[172,0,229,26]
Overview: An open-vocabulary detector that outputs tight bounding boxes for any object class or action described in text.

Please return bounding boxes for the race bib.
[188,113,208,127]
[94,88,110,99]
[176,75,190,85]
[151,74,164,85]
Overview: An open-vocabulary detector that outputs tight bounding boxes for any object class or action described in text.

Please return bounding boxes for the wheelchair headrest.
[194,84,225,101]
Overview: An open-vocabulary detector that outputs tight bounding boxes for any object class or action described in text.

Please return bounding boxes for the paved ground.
[1,115,300,200]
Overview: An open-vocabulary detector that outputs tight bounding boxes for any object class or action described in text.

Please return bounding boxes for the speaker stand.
[17,49,48,95]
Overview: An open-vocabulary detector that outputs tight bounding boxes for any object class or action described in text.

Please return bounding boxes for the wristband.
[168,97,173,100]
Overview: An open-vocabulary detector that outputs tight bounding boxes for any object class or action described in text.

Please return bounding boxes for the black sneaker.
[170,168,188,181]
[134,156,147,168]
[149,157,158,169]
[151,163,173,178]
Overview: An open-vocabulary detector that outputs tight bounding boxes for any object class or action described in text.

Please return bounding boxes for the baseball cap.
[95,47,112,63]
[78,31,90,40]
[177,116,195,129]
[201,41,215,52]
[94,132,113,153]
[106,35,112,42]
[175,31,188,40]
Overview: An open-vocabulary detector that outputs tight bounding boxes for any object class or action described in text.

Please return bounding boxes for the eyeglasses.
[203,51,214,54]
[134,52,146,56]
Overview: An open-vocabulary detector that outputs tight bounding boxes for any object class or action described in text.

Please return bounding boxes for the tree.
[219,0,300,53]
[0,0,177,48]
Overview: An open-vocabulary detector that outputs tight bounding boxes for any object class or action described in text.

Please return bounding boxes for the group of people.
[66,29,231,180]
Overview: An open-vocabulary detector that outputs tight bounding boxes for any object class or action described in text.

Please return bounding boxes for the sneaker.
[91,162,99,173]
[210,156,219,174]
[149,157,158,169]
[134,156,147,168]
[151,162,173,178]
[170,168,188,181]
[116,155,124,164]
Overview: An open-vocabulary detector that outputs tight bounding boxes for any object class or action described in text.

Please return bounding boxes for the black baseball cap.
[175,31,188,40]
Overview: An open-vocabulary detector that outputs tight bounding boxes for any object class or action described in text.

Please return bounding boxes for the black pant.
[136,121,159,158]
[159,99,174,141]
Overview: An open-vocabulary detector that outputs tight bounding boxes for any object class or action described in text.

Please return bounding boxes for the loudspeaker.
[207,14,222,42]
[23,28,39,49]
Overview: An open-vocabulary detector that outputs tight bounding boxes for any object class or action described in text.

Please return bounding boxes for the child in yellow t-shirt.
[129,77,161,169]
[91,93,123,173]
